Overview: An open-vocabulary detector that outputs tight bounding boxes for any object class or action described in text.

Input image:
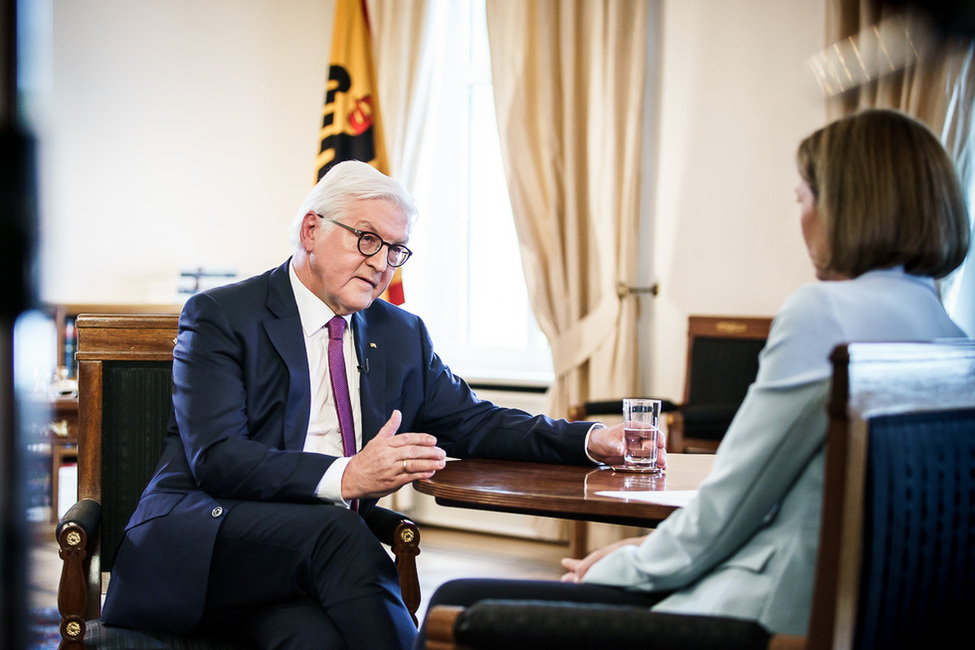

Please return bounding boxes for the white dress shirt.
[289,262,362,506]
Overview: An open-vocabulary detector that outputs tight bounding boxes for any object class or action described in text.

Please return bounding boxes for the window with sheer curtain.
[942,169,975,331]
[401,0,553,385]
[824,1,975,336]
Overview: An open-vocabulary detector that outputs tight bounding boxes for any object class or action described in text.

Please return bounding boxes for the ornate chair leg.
[57,521,89,650]
[392,519,422,625]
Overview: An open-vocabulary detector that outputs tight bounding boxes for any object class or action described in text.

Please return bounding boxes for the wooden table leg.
[569,521,588,558]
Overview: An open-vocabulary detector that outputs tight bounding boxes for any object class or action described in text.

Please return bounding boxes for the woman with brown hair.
[417,109,971,641]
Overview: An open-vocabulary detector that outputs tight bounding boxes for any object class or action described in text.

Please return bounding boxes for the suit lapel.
[352,310,386,444]
[263,261,389,449]
[264,261,310,451]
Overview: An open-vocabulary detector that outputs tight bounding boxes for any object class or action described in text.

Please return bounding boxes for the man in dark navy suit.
[101,161,629,649]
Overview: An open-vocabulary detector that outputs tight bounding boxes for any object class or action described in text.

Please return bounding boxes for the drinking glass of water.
[618,398,662,474]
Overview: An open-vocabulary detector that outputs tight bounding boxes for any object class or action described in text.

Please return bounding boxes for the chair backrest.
[808,340,975,650]
[679,316,771,442]
[76,314,179,614]
[564,315,771,439]
[683,316,770,404]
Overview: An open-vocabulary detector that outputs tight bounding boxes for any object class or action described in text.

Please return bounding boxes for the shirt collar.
[289,260,351,337]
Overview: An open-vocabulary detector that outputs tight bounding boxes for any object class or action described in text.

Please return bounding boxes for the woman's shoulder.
[756,282,850,387]
[759,269,956,387]
[775,270,919,328]
[773,281,845,336]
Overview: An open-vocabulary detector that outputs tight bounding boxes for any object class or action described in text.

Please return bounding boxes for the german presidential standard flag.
[317,0,404,305]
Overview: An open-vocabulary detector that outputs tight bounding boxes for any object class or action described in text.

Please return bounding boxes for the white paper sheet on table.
[595,490,697,507]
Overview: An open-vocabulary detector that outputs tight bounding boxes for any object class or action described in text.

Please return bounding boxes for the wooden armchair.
[426,338,975,649]
[56,314,422,649]
[569,315,772,453]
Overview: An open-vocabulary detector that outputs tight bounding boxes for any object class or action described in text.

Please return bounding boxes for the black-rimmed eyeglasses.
[317,214,413,268]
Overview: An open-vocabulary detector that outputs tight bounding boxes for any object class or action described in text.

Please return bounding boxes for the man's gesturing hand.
[340,410,447,500]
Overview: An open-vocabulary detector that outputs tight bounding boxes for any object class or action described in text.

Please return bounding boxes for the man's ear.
[298,211,319,251]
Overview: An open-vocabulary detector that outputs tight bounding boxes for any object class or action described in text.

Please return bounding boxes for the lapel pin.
[369,342,377,348]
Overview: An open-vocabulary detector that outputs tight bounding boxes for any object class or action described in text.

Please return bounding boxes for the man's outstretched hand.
[586,423,667,469]
[340,410,447,500]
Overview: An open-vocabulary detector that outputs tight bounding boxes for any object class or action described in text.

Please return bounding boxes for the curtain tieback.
[549,291,620,377]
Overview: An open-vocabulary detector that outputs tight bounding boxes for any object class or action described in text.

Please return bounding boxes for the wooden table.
[414,454,714,529]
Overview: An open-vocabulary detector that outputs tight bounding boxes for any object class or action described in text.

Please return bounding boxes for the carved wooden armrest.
[364,505,422,624]
[56,498,102,649]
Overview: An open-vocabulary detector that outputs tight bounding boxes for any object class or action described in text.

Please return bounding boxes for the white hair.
[287,160,418,248]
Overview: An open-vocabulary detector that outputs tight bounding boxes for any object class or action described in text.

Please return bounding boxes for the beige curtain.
[367,0,438,185]
[485,0,647,416]
[826,0,975,334]
[366,0,435,514]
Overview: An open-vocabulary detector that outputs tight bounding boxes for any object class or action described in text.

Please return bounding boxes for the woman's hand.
[559,535,647,582]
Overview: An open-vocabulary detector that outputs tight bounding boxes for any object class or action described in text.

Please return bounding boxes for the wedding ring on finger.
[403,459,409,474]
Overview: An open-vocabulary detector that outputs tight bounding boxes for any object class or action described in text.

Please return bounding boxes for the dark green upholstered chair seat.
[449,601,770,650]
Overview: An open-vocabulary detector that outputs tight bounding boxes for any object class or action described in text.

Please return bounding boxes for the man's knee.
[310,506,385,556]
[305,508,401,600]
[244,599,345,649]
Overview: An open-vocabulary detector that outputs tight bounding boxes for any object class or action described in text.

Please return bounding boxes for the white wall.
[35,0,827,399]
[643,0,826,400]
[37,0,335,304]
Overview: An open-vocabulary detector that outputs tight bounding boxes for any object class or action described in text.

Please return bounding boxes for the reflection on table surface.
[415,453,715,527]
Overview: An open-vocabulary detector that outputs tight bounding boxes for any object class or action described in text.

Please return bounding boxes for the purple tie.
[327,316,356,458]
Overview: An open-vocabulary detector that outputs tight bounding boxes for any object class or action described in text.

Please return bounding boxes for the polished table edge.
[413,455,714,528]
[425,494,671,527]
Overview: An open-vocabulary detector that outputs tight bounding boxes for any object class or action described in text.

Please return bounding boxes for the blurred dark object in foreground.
[880,0,975,37]
[2,0,40,644]
[1,122,38,650]
[1,128,39,320]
